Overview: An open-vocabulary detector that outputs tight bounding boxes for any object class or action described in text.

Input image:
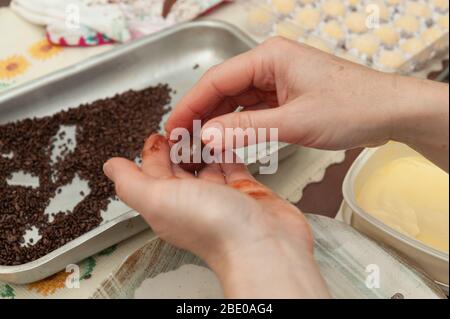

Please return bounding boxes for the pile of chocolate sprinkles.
[0,84,171,265]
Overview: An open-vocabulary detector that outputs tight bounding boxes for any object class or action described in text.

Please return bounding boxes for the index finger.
[165,47,272,134]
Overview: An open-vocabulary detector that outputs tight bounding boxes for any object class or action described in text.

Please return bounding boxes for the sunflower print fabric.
[0,38,63,88]
[0,55,30,80]
[28,39,63,60]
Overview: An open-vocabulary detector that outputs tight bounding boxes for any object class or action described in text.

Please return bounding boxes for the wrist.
[389,75,449,144]
[205,237,330,298]
[387,75,449,170]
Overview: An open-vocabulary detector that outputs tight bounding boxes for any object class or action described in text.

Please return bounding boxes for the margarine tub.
[342,142,449,291]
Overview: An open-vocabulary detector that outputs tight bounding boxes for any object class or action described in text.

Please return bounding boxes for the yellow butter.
[357,156,449,253]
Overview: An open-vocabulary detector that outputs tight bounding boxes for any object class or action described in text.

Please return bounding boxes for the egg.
[247,5,275,35]
[295,7,321,30]
[406,2,432,18]
[422,26,444,44]
[400,38,426,56]
[437,14,449,30]
[336,51,364,65]
[374,25,400,47]
[395,15,420,34]
[305,36,333,53]
[271,0,296,15]
[345,12,368,33]
[322,0,345,18]
[322,20,345,41]
[248,5,273,24]
[347,0,363,7]
[378,50,405,69]
[369,0,390,21]
[351,34,380,57]
[432,0,449,12]
[276,21,303,40]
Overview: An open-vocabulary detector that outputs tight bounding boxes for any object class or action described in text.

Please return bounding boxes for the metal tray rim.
[0,20,258,273]
[0,210,139,274]
[0,20,257,104]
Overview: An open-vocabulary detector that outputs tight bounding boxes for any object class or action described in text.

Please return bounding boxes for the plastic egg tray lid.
[244,0,449,73]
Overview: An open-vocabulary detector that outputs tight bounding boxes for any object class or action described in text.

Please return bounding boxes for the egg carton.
[242,0,449,74]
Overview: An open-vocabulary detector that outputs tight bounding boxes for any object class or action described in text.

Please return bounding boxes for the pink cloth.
[11,0,230,47]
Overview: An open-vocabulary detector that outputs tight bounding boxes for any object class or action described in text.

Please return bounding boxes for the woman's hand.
[103,134,330,298]
[166,37,449,171]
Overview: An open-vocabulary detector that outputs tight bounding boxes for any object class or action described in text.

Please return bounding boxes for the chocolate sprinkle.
[391,293,405,299]
[0,84,171,265]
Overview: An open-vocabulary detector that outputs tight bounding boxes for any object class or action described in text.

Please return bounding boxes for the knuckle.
[262,36,290,49]
[114,180,126,199]
[238,111,255,129]
[203,64,220,80]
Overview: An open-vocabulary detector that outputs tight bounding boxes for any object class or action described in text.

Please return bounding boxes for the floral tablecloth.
[0,8,112,90]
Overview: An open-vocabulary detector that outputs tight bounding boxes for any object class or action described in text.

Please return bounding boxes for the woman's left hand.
[103,133,330,298]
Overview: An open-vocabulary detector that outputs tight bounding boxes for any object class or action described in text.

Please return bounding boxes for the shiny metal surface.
[0,21,283,284]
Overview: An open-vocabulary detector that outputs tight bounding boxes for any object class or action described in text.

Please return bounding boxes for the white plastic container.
[342,142,449,292]
[241,0,450,74]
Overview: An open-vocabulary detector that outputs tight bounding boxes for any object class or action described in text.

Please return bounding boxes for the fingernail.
[202,122,224,146]
[103,160,114,181]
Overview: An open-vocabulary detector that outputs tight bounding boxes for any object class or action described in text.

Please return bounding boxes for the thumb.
[103,157,158,215]
[102,157,190,234]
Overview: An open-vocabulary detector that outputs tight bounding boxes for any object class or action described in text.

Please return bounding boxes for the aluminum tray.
[0,20,295,284]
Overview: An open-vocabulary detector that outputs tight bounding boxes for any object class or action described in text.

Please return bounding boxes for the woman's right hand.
[166,37,449,171]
